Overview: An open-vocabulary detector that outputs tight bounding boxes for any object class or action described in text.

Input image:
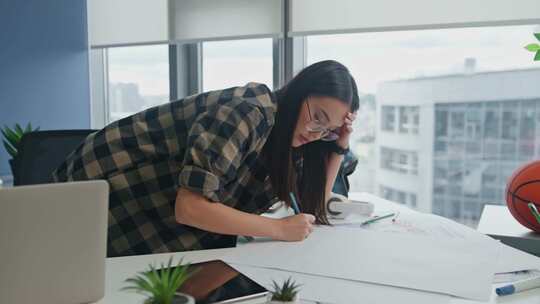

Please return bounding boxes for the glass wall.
[107,45,170,122]
[202,38,273,91]
[308,24,540,226]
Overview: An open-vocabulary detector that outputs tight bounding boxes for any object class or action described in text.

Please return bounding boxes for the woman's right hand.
[273,214,316,241]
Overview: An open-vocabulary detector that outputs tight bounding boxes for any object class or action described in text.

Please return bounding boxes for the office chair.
[13,130,96,186]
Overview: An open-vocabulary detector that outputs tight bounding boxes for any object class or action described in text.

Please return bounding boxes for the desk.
[478,205,540,257]
[96,193,540,304]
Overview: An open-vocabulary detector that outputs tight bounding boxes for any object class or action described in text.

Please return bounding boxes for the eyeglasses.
[305,101,340,141]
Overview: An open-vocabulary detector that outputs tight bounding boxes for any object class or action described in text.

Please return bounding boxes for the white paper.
[346,192,540,275]
[223,227,500,301]
[331,212,487,241]
[230,263,452,304]
[495,243,540,274]
[493,270,540,284]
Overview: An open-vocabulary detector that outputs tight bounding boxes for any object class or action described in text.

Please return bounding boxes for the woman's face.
[292,96,351,148]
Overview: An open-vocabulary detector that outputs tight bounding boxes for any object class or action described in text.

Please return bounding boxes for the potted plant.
[524,33,540,61]
[267,277,301,304]
[122,257,196,304]
[1,123,39,182]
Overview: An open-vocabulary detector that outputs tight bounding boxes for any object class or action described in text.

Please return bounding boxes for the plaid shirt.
[53,83,279,257]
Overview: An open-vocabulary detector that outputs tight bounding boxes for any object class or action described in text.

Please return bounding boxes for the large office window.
[107,45,170,123]
[202,38,273,92]
[308,24,540,227]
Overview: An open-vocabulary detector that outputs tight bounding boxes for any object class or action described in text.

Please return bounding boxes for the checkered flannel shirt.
[53,83,280,257]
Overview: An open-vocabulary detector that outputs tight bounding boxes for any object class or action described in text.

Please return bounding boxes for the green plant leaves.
[2,127,21,145]
[1,123,40,158]
[122,257,193,304]
[270,277,301,301]
[2,140,17,158]
[525,43,540,52]
[2,127,22,158]
[14,123,24,135]
[525,34,540,61]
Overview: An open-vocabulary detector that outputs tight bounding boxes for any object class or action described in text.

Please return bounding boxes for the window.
[397,191,407,205]
[484,103,500,139]
[450,110,465,139]
[107,45,170,123]
[381,106,395,131]
[519,101,536,160]
[399,106,419,134]
[380,185,418,209]
[410,194,417,208]
[307,24,540,227]
[435,107,449,138]
[380,147,418,175]
[465,104,482,140]
[502,101,519,140]
[202,38,273,91]
[380,185,395,201]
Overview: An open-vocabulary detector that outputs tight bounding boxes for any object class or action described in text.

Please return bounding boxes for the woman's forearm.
[175,188,280,238]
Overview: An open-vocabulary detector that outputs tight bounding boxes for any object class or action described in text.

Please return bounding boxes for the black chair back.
[13,130,96,185]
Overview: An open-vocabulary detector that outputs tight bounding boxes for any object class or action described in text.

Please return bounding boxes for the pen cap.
[495,285,515,296]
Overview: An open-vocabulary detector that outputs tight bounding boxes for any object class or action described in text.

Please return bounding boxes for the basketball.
[505,160,540,233]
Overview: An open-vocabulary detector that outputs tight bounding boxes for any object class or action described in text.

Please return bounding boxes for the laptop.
[0,181,109,304]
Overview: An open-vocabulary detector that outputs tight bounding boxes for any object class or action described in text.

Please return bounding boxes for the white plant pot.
[172,292,195,304]
[266,294,300,304]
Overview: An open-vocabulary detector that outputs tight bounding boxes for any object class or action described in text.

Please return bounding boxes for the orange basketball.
[505,160,540,233]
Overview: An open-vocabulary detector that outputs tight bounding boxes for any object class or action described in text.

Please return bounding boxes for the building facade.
[376,68,540,226]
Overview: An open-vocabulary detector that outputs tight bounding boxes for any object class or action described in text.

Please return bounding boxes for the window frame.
[87,5,539,228]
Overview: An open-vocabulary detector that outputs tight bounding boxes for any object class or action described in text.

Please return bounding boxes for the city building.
[108,82,168,122]
[375,66,540,226]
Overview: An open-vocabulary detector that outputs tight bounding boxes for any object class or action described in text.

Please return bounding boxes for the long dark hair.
[263,60,360,224]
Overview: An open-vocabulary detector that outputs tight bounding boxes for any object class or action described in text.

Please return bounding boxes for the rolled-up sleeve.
[179,101,269,204]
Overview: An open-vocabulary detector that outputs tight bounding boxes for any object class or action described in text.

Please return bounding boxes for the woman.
[53,60,359,257]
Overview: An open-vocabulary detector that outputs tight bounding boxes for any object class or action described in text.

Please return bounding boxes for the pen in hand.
[288,192,301,214]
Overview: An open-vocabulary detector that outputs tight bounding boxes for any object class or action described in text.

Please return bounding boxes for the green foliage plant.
[122,258,195,304]
[1,123,39,158]
[524,33,540,61]
[270,277,301,302]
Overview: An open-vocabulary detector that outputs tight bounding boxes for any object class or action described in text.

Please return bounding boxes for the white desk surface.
[96,193,540,304]
[478,205,540,241]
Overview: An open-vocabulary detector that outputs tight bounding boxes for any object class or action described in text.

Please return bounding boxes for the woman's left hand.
[335,112,357,149]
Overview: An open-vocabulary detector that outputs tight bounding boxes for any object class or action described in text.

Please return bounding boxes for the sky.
[307,24,540,94]
[107,24,540,96]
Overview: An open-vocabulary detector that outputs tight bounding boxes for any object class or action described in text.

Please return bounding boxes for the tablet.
[176,260,268,304]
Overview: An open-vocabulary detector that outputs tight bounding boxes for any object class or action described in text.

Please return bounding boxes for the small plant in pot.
[1,123,39,182]
[122,257,196,304]
[268,277,301,304]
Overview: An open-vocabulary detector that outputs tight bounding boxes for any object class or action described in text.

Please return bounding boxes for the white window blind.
[289,0,540,36]
[88,0,283,48]
[88,0,169,48]
[169,0,282,42]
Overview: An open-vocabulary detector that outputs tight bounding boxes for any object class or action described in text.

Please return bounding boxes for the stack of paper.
[227,193,540,303]
[224,227,500,301]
